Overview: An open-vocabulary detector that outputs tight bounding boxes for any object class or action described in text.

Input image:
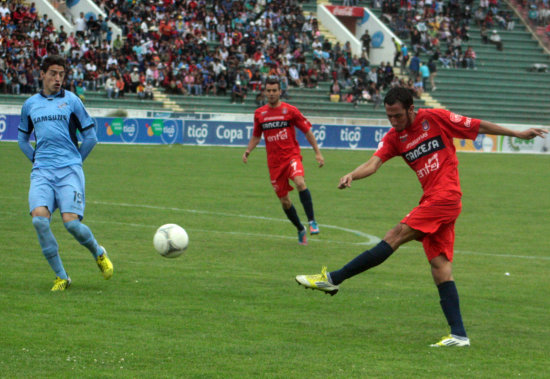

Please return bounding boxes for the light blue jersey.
[19,89,95,169]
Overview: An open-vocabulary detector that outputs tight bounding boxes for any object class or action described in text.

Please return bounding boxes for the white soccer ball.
[153,224,189,258]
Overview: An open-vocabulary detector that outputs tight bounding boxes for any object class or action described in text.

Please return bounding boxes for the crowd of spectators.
[0,0,540,106]
[511,0,550,44]
[379,0,516,88]
[0,0,367,104]
[0,0,406,108]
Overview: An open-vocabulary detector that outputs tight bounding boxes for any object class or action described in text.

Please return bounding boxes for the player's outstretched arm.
[338,155,383,189]
[243,135,261,163]
[479,120,548,139]
[304,129,324,167]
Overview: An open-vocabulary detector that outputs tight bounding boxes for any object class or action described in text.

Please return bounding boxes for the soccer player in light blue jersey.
[18,55,113,291]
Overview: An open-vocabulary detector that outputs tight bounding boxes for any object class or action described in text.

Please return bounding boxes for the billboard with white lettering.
[1,114,546,153]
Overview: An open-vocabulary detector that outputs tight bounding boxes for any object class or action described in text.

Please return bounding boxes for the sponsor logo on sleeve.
[450,112,464,123]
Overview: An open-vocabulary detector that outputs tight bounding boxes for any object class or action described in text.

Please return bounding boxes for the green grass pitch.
[1,142,549,378]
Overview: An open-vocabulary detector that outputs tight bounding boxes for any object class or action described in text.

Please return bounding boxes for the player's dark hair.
[41,55,66,72]
[265,76,281,89]
[384,87,414,109]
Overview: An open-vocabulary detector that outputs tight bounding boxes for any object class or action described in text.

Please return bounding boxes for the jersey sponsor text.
[403,136,444,162]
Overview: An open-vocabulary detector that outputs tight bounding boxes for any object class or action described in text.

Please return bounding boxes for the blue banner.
[94,117,183,144]
[0,114,30,141]
[1,114,390,150]
[183,120,390,150]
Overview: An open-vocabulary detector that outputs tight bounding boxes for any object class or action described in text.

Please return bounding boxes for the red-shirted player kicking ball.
[243,77,324,245]
[296,87,548,346]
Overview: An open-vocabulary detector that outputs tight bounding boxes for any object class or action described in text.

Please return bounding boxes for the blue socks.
[32,216,67,279]
[329,240,395,285]
[299,188,315,222]
[283,205,304,232]
[64,219,102,259]
[438,281,467,337]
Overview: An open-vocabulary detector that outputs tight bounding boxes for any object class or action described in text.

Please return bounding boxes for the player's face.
[41,65,65,96]
[385,102,414,132]
[265,83,281,106]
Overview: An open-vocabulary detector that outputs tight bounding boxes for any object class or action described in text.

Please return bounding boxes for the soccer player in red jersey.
[296,87,548,346]
[243,77,324,245]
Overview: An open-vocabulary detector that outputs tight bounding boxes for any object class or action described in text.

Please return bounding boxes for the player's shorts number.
[73,191,83,204]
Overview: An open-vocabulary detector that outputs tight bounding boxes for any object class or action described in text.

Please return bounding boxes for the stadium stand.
[0,0,548,123]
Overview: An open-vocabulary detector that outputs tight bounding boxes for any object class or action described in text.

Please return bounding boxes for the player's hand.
[517,128,548,140]
[338,174,353,189]
[242,151,250,163]
[316,153,325,168]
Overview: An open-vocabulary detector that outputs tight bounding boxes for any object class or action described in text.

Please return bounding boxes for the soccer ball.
[153,224,189,258]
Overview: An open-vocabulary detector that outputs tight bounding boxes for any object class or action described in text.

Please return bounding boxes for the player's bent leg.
[383,223,424,250]
[295,266,339,295]
[327,223,422,286]
[32,215,68,281]
[328,240,395,285]
[63,217,101,258]
[63,214,113,280]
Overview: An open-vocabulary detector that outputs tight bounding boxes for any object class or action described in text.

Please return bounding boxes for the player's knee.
[294,178,306,191]
[32,216,51,234]
[294,179,306,191]
[383,223,418,249]
[430,256,453,284]
[383,224,403,245]
[280,197,292,209]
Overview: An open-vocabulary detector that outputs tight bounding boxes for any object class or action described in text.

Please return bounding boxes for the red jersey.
[253,102,312,168]
[375,108,480,202]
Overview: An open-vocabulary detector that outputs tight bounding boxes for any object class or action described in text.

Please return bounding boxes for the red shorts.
[401,199,462,262]
[269,157,304,198]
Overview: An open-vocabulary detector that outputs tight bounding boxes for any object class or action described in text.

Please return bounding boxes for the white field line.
[1,197,548,260]
[88,200,381,245]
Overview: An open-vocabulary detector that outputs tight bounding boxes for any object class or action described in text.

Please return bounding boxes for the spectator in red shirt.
[464,46,477,69]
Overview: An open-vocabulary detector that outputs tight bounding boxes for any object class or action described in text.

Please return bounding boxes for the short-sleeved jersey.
[375,108,480,202]
[253,102,312,168]
[19,89,95,169]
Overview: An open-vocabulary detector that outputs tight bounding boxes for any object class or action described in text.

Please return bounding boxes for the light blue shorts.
[29,166,86,218]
